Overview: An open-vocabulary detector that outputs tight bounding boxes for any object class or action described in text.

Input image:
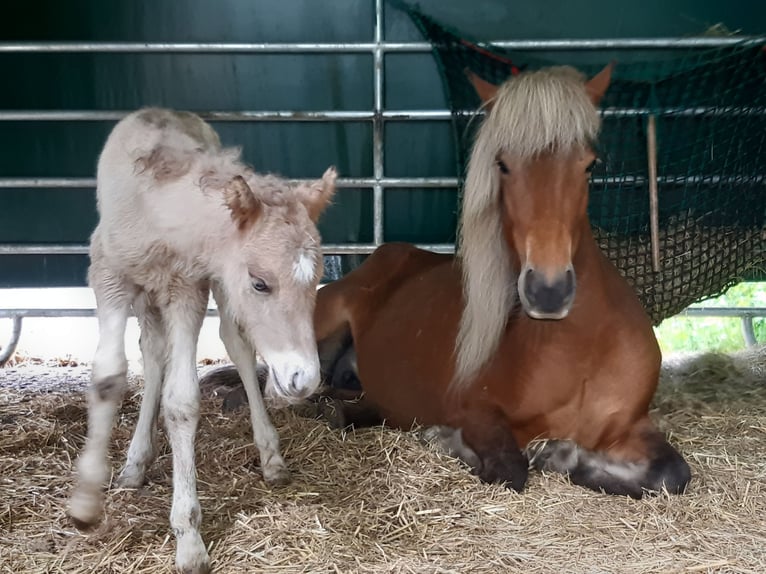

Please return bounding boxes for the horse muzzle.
[518,265,576,320]
[264,354,321,404]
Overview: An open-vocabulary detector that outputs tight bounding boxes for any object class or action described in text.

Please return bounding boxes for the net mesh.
[407,9,766,324]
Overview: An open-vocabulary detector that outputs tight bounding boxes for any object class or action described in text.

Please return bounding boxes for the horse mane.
[453,66,602,389]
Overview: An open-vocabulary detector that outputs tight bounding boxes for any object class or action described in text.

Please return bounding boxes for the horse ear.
[296,166,337,222]
[223,175,261,229]
[585,61,615,106]
[465,69,499,109]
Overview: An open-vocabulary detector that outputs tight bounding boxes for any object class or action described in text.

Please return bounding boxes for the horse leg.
[69,265,134,529]
[420,412,528,492]
[456,417,529,492]
[216,296,290,486]
[311,390,383,429]
[527,419,690,498]
[118,292,166,488]
[162,286,210,574]
[418,426,482,470]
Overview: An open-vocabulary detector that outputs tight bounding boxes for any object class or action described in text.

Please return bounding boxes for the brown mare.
[206,64,691,498]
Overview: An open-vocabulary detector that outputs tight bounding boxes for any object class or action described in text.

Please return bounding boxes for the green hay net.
[408,9,765,324]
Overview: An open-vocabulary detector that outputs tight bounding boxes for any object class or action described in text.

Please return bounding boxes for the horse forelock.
[485,66,601,161]
[452,66,600,390]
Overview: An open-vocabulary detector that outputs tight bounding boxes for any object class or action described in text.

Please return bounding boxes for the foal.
[69,108,336,573]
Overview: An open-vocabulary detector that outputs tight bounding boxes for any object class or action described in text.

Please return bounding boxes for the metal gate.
[0,0,763,353]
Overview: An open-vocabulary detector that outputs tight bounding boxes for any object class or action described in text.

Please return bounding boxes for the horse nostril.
[289,371,301,394]
[564,268,575,295]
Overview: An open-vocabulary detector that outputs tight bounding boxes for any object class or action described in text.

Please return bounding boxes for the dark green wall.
[1,0,763,286]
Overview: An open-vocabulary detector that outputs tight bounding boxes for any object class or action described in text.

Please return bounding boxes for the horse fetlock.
[526,439,580,473]
[420,426,482,470]
[175,530,211,574]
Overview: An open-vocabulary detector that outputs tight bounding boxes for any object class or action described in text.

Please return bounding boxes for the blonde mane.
[453,66,602,388]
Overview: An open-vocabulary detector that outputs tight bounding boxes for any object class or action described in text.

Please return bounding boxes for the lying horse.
[69,108,336,574]
[204,64,691,498]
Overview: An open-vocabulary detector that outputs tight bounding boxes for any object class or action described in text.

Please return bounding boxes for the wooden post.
[646,114,661,272]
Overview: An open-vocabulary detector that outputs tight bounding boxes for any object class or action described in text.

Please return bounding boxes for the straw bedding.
[1,347,764,574]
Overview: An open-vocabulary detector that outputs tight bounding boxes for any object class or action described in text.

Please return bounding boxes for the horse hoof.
[68,487,103,531]
[263,464,291,487]
[116,466,147,489]
[176,531,211,574]
[69,513,100,532]
[222,388,248,413]
[317,398,347,429]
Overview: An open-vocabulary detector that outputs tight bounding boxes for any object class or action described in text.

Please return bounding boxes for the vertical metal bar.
[0,316,23,366]
[741,315,758,347]
[646,114,661,272]
[372,0,385,245]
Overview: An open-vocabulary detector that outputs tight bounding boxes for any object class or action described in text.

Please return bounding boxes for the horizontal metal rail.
[3,174,764,190]
[0,308,219,318]
[679,307,766,318]
[0,242,455,256]
[2,305,762,320]
[2,106,765,122]
[679,306,766,347]
[0,38,762,54]
[0,177,460,189]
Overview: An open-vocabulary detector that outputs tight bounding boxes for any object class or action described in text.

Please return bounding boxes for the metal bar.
[0,308,220,319]
[679,307,766,318]
[0,110,377,122]
[2,106,764,123]
[741,316,758,347]
[0,177,460,189]
[2,304,762,320]
[0,245,90,255]
[0,37,762,54]
[372,0,385,246]
[646,115,661,272]
[4,173,764,190]
[323,242,454,254]
[0,242,457,256]
[0,315,22,366]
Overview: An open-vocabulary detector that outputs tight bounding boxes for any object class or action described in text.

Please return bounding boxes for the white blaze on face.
[293,249,317,285]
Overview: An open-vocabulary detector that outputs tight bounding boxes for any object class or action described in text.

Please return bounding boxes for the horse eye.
[250,277,271,294]
[585,159,599,173]
[497,159,510,175]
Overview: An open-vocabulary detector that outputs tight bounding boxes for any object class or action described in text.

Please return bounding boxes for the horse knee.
[92,372,127,402]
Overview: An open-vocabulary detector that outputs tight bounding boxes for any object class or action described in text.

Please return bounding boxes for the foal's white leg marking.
[163,288,210,574]
[119,294,166,488]
[217,303,290,486]
[70,272,132,527]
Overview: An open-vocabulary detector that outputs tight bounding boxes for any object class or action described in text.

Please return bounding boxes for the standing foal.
[69,108,336,573]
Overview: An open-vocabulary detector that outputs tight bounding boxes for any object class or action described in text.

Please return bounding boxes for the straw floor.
[1,347,764,573]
